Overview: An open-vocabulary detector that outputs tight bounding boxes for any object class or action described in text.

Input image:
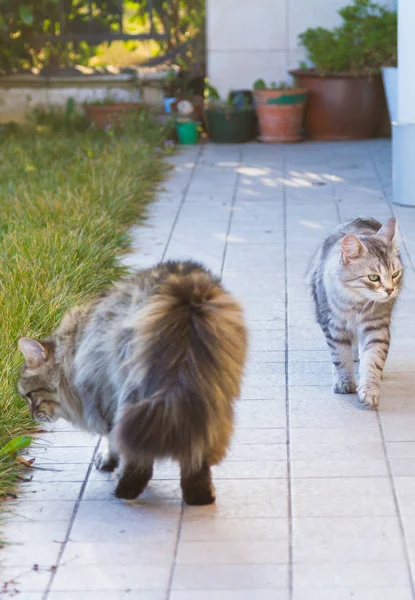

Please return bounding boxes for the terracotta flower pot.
[84,102,145,129]
[289,70,384,140]
[253,89,308,143]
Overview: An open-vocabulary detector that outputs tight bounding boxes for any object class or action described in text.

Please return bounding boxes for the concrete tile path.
[2,140,415,599]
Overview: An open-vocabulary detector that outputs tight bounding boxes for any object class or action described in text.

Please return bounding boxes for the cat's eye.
[392,270,401,278]
[368,274,380,282]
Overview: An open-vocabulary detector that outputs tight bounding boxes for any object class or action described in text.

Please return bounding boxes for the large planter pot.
[205,107,256,143]
[289,70,384,140]
[84,102,145,129]
[253,89,308,143]
[382,66,398,123]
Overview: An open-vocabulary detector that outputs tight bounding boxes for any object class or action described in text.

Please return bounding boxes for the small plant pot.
[84,102,145,129]
[253,89,308,143]
[176,120,199,145]
[205,108,256,143]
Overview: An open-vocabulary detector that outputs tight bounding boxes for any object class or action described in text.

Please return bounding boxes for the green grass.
[0,109,170,500]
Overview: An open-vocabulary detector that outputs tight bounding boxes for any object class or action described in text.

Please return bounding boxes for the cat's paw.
[358,387,380,409]
[95,451,119,472]
[334,380,356,394]
[183,485,216,506]
[114,478,142,500]
[113,466,153,500]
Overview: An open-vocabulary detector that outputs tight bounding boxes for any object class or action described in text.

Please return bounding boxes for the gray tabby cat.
[309,217,403,408]
[17,260,247,505]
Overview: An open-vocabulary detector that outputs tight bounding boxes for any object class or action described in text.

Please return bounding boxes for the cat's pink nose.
[385,288,394,296]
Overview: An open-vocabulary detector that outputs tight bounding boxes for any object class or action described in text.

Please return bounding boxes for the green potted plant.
[289,0,397,140]
[83,96,145,129]
[204,82,256,143]
[252,79,308,143]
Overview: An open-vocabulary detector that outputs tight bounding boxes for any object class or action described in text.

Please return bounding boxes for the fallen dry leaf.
[16,456,35,468]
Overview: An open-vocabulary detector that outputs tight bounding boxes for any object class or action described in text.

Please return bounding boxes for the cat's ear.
[377,218,397,245]
[18,337,48,368]
[341,234,367,264]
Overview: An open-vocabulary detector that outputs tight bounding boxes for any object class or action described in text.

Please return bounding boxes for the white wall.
[207,0,396,96]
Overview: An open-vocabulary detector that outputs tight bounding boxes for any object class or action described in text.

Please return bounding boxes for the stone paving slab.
[2,139,415,599]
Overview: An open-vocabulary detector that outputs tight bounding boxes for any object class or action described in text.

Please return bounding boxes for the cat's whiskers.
[350,296,373,311]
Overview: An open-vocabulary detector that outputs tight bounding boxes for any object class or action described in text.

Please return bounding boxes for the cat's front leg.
[95,450,119,472]
[357,324,390,408]
[95,435,120,472]
[323,330,356,393]
[352,343,359,363]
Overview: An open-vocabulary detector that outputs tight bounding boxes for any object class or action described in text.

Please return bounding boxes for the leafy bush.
[204,80,221,104]
[1,1,205,82]
[204,81,253,111]
[0,1,110,73]
[253,79,292,91]
[298,0,397,75]
[124,0,206,78]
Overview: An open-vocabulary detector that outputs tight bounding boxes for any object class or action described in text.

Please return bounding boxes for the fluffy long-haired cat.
[309,217,403,409]
[17,261,247,505]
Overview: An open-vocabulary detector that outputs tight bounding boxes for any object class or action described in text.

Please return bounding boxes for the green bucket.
[176,120,199,145]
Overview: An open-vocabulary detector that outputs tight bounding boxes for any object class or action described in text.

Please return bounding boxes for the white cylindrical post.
[392,0,415,206]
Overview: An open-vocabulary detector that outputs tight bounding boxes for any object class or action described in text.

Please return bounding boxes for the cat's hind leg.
[180,459,215,506]
[114,458,153,500]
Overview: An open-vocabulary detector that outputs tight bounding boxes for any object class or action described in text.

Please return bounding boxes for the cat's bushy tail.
[115,270,247,471]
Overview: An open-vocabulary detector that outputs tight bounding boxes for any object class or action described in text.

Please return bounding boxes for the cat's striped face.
[18,382,60,423]
[17,338,62,423]
[340,222,403,303]
[360,262,403,302]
